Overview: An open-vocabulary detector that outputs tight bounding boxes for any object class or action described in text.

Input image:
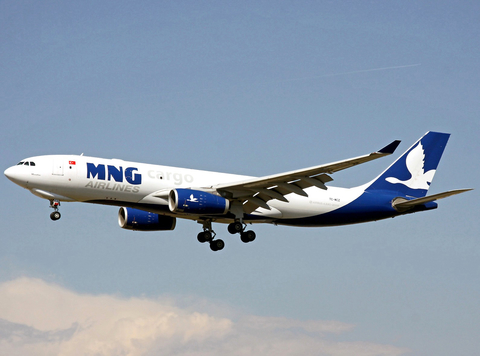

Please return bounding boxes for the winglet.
[378,140,401,154]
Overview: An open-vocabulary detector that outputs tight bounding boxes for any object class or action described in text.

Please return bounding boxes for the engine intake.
[169,189,229,215]
[118,207,176,231]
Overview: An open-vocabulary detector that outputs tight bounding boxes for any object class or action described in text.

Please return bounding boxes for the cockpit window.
[16,161,35,166]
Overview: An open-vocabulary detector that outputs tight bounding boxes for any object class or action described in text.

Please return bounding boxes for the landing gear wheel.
[240,230,256,243]
[203,231,213,242]
[197,231,213,243]
[228,221,243,234]
[50,211,61,221]
[210,239,225,251]
[197,232,206,243]
[49,200,61,221]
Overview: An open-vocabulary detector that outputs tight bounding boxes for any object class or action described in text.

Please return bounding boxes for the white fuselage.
[5,154,363,223]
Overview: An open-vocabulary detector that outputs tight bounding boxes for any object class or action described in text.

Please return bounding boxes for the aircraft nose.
[4,166,25,186]
[4,166,14,180]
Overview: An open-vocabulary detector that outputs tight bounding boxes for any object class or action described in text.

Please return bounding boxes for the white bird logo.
[187,194,198,203]
[385,142,436,190]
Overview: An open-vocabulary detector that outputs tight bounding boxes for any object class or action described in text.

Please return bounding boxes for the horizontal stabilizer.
[392,188,473,212]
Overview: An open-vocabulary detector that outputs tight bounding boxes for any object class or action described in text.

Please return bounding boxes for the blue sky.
[1,1,478,355]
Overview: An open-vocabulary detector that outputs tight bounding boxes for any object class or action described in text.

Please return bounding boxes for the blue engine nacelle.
[168,189,229,215]
[118,207,176,231]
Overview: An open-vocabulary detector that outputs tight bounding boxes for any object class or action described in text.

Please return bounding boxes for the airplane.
[4,131,472,252]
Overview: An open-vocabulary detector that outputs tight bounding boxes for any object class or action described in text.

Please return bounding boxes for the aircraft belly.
[137,192,169,207]
[269,186,364,219]
[276,189,399,227]
[250,206,283,218]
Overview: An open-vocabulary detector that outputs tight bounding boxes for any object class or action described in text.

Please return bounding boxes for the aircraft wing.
[215,140,401,212]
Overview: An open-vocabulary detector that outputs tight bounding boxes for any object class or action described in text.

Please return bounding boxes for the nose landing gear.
[49,200,61,221]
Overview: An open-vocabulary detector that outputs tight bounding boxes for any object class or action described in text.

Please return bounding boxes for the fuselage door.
[52,158,64,176]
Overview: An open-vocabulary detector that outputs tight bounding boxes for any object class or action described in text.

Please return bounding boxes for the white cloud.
[0,277,409,356]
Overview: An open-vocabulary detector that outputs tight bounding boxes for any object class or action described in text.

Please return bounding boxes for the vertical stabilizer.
[365,131,450,198]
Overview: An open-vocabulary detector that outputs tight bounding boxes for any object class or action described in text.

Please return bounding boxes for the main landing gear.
[49,200,61,221]
[197,220,256,252]
[228,221,256,243]
[197,220,225,252]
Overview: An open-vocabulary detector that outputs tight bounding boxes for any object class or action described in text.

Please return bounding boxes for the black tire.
[240,230,256,243]
[246,230,256,242]
[203,231,213,242]
[228,221,243,234]
[227,223,236,234]
[197,232,206,243]
[50,211,61,221]
[210,239,225,251]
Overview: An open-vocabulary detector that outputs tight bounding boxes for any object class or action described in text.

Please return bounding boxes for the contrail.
[282,63,421,82]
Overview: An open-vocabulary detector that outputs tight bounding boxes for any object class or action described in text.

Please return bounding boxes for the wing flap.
[247,196,271,210]
[255,188,289,202]
[276,182,308,197]
[301,174,333,190]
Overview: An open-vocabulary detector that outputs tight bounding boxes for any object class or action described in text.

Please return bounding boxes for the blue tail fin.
[365,131,450,198]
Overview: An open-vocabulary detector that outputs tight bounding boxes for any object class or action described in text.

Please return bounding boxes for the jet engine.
[118,207,176,231]
[168,188,229,215]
